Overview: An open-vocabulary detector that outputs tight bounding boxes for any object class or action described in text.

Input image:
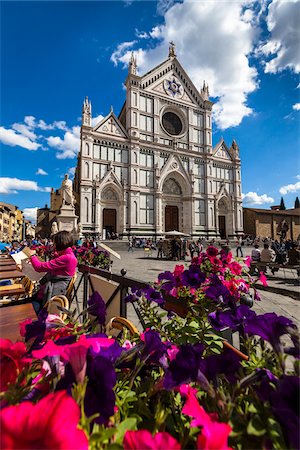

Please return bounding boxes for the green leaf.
[247,415,266,436]
[114,417,137,444]
[248,403,258,413]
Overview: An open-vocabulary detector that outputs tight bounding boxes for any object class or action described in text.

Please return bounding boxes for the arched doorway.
[217,197,231,239]
[162,177,182,232]
[101,187,119,237]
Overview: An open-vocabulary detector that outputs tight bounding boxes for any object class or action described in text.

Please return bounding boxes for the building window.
[133,169,137,184]
[93,145,100,159]
[140,170,154,187]
[210,207,214,227]
[140,115,153,132]
[195,162,204,176]
[140,194,154,224]
[133,92,137,107]
[133,200,138,224]
[85,162,89,178]
[85,198,89,222]
[140,96,153,113]
[193,111,203,127]
[195,199,206,226]
[122,149,128,163]
[133,112,137,126]
[195,179,205,194]
[140,152,154,167]
[193,129,204,144]
[85,143,89,155]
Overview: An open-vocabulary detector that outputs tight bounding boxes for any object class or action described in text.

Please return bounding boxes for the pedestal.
[57,204,78,238]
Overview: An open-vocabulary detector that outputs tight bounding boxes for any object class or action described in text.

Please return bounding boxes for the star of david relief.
[163,76,184,99]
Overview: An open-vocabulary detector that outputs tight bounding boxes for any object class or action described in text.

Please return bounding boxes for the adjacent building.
[73,44,243,239]
[243,207,300,241]
[0,202,24,241]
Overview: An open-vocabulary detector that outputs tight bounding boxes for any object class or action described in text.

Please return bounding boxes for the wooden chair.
[45,295,69,320]
[106,316,139,337]
[66,273,77,304]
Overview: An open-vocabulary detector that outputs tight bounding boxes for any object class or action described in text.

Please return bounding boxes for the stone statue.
[51,221,58,235]
[278,219,289,241]
[61,174,75,207]
[169,41,176,58]
[77,222,83,236]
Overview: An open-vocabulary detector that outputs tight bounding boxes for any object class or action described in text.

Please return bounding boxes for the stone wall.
[243,208,300,240]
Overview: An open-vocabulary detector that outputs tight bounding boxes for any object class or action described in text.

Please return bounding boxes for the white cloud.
[258,0,300,74]
[0,126,40,151]
[0,177,51,194]
[292,103,300,111]
[111,0,259,129]
[92,114,104,127]
[36,168,48,175]
[135,29,149,39]
[279,181,300,195]
[37,119,68,131]
[296,175,300,180]
[110,41,136,66]
[47,126,80,159]
[242,192,275,206]
[149,25,163,39]
[68,167,76,179]
[23,207,38,223]
[12,123,37,141]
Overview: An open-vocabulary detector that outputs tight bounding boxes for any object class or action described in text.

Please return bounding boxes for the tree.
[295,196,300,209]
[279,197,286,210]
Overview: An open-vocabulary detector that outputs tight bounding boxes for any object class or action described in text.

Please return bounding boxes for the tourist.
[251,244,261,262]
[236,237,243,257]
[157,238,163,259]
[128,240,134,252]
[261,243,275,263]
[288,243,300,266]
[29,231,77,314]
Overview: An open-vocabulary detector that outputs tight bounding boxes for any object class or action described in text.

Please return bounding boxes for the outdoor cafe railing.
[70,264,149,326]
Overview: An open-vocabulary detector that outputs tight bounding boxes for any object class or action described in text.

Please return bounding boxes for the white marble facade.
[74,45,243,239]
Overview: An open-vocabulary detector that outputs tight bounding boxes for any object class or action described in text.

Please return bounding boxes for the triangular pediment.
[93,111,128,139]
[98,167,124,192]
[213,140,232,161]
[215,182,232,203]
[140,57,212,109]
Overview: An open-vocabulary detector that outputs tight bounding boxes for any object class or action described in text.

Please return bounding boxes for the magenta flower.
[180,384,232,450]
[0,339,27,392]
[259,271,268,286]
[0,391,88,449]
[32,335,114,383]
[206,246,219,257]
[244,256,252,268]
[123,430,181,450]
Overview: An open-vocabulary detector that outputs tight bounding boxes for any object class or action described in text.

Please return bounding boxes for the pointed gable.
[213,140,232,161]
[93,111,128,139]
[140,57,212,109]
[160,153,189,180]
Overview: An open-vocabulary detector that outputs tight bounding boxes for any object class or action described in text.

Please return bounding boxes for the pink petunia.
[0,391,88,449]
[19,319,33,337]
[32,335,114,383]
[244,256,252,268]
[123,430,181,450]
[180,384,232,450]
[259,271,268,287]
[0,339,27,392]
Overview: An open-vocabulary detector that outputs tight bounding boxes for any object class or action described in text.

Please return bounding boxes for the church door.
[218,216,226,239]
[165,206,179,231]
[103,209,116,236]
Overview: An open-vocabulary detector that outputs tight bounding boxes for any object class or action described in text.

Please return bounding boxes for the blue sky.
[0,0,299,222]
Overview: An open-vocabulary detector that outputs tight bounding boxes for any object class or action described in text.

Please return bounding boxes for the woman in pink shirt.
[30,231,77,314]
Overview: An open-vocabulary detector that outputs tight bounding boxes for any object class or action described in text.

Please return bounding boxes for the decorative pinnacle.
[169,41,176,58]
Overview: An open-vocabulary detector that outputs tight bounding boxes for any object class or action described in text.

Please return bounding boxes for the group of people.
[251,240,300,274]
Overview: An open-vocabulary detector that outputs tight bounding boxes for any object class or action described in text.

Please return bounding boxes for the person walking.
[157,238,163,259]
[236,237,243,257]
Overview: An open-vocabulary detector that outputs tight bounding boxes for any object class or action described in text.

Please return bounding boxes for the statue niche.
[163,178,182,195]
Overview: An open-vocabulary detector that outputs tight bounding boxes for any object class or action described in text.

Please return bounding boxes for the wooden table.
[0,284,25,298]
[0,265,18,272]
[0,303,36,341]
[0,270,24,280]
[0,260,15,266]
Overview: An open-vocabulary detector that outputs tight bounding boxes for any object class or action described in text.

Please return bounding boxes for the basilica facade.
[73,44,243,239]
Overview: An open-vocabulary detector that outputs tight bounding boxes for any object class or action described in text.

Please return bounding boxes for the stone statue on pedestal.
[77,222,83,236]
[61,174,75,207]
[51,221,58,235]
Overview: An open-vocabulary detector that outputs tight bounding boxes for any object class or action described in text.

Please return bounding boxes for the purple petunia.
[88,291,106,325]
[244,312,296,352]
[164,343,205,389]
[84,353,116,425]
[181,266,206,289]
[142,286,164,305]
[142,329,169,364]
[205,274,232,304]
[208,305,257,333]
[158,271,176,292]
